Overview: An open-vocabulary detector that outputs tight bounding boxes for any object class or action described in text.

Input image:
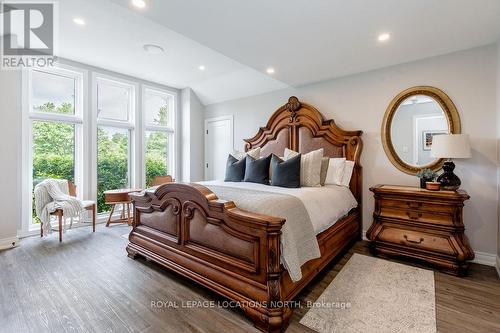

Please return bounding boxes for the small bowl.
[425,181,441,191]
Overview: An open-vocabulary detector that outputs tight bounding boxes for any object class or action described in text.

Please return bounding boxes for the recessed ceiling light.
[73,17,86,26]
[198,65,205,71]
[132,0,146,9]
[266,67,275,74]
[143,44,164,54]
[378,33,390,42]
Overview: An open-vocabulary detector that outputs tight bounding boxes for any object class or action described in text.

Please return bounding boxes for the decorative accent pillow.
[340,160,355,187]
[231,147,260,160]
[244,154,272,184]
[319,157,330,186]
[284,148,324,187]
[268,156,283,183]
[270,154,301,188]
[325,158,347,185]
[224,155,246,182]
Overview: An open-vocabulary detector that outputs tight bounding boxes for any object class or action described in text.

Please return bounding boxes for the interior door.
[205,116,233,180]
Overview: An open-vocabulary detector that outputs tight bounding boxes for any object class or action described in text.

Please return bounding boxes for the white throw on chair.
[34,179,96,242]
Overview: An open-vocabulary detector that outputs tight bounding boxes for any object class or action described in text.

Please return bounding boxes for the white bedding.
[198,180,358,234]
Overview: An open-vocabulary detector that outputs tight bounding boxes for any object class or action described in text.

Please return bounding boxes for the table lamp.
[430,134,471,190]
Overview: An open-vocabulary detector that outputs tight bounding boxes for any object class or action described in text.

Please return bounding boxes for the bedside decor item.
[367,185,474,276]
[430,134,471,190]
[381,86,461,175]
[425,181,441,191]
[416,168,438,189]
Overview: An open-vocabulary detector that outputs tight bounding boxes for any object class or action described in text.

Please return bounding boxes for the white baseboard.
[495,256,500,278]
[473,251,497,267]
[0,236,19,251]
[18,211,129,239]
[361,229,496,267]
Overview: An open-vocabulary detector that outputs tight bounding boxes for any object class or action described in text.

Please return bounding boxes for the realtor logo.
[1,1,57,69]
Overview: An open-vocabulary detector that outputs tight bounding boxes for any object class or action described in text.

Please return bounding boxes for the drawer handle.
[406,211,422,220]
[404,235,424,244]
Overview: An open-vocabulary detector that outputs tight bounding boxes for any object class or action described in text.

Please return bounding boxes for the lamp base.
[437,160,461,191]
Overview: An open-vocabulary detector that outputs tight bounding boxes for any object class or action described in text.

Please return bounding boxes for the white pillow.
[284,148,324,187]
[231,147,260,160]
[340,160,355,187]
[325,158,346,185]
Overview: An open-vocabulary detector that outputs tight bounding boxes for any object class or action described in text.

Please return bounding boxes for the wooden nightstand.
[367,184,474,276]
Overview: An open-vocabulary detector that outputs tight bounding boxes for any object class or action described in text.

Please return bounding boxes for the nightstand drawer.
[378,227,455,256]
[379,206,453,225]
[380,198,455,214]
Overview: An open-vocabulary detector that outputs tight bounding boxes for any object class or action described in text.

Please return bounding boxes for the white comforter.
[199,180,358,234]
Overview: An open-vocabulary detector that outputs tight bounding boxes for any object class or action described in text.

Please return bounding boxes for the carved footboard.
[127,183,291,332]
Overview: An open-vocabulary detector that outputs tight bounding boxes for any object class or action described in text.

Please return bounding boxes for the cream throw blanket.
[202,184,321,282]
[34,179,84,235]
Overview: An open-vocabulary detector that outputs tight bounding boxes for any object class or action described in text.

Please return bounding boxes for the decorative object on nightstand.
[425,181,440,191]
[430,134,471,190]
[367,184,474,276]
[416,168,437,189]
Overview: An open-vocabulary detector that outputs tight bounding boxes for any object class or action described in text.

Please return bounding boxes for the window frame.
[92,73,138,212]
[21,64,88,234]
[142,85,177,186]
[20,63,179,235]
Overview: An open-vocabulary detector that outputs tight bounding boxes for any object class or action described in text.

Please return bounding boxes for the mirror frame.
[381,86,462,175]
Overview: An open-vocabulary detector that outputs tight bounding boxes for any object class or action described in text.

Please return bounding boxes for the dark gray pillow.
[225,155,246,182]
[244,155,271,184]
[271,154,301,188]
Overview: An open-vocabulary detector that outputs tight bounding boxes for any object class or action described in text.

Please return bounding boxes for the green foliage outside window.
[31,102,170,219]
[145,130,168,187]
[32,103,75,223]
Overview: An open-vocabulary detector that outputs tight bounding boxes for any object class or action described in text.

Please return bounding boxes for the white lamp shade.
[430,134,471,159]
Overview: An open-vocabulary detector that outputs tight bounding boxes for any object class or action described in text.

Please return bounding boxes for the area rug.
[299,254,436,333]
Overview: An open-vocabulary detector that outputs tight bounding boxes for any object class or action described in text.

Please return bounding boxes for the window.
[96,77,135,213]
[24,67,84,228]
[143,87,175,186]
[97,79,131,121]
[22,64,178,235]
[32,70,76,115]
[33,121,76,183]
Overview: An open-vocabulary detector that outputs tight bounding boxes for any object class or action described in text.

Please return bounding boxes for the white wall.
[180,88,205,182]
[496,41,500,274]
[205,45,499,257]
[0,68,22,249]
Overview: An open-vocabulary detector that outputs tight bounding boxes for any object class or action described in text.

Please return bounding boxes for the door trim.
[204,115,234,180]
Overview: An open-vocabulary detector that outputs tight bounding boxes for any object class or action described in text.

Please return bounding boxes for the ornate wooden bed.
[127,96,363,332]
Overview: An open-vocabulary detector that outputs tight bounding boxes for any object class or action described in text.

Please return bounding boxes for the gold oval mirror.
[382,86,461,175]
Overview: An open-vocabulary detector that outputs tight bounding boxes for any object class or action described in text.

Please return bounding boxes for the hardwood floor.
[1,224,498,333]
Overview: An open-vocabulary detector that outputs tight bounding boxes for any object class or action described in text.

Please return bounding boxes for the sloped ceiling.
[60,0,500,105]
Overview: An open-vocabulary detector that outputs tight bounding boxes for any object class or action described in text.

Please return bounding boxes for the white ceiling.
[114,0,500,87]
[56,0,287,105]
[57,0,500,105]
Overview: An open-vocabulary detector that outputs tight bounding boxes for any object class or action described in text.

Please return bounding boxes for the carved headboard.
[244,96,363,203]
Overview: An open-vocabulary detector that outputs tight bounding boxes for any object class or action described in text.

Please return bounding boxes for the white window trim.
[21,63,179,234]
[21,64,88,234]
[91,73,139,209]
[142,85,177,186]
